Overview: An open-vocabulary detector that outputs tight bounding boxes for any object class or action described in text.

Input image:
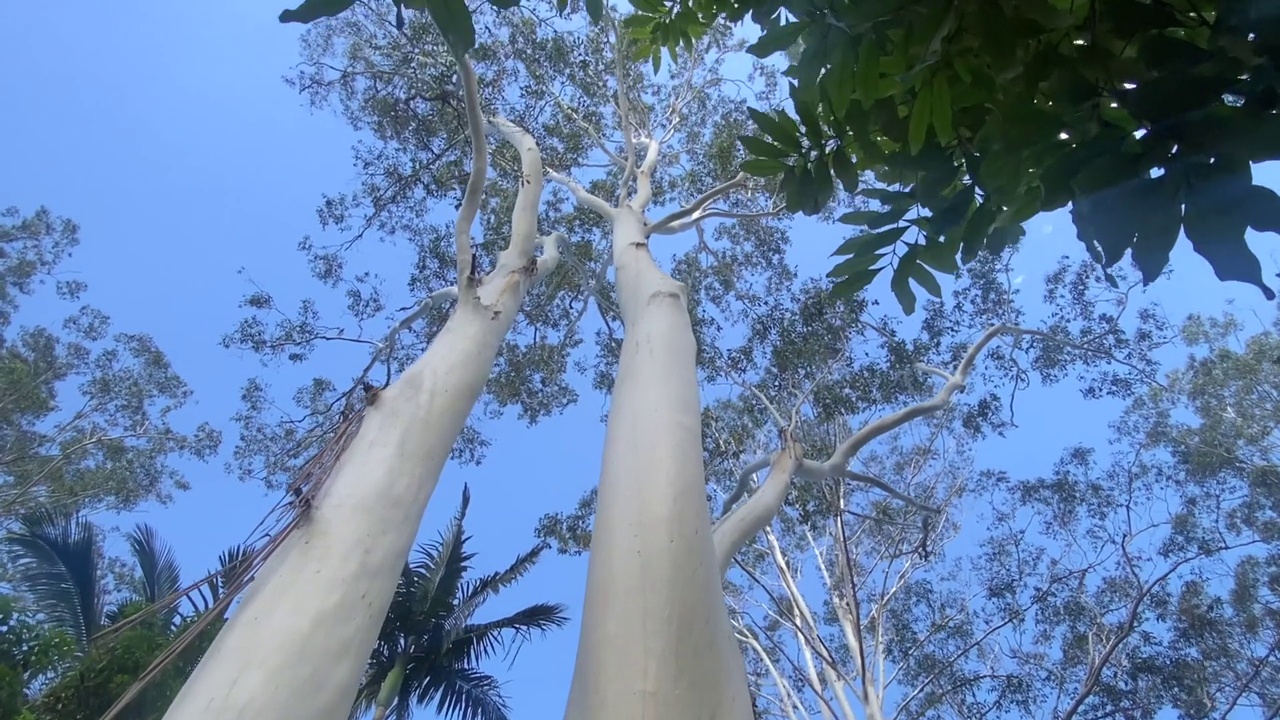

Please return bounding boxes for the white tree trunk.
[563,208,754,720]
[163,283,528,720]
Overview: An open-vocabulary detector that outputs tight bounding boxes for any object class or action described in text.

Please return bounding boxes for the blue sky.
[2,1,1278,718]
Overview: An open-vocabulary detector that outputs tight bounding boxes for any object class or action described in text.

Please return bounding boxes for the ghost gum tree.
[728,301,1280,720]
[162,28,564,720]
[171,3,804,719]
[704,262,1176,720]
[539,254,1172,718]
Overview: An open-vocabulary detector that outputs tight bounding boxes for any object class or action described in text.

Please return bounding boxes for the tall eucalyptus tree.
[539,254,1171,718]
[169,2,794,718]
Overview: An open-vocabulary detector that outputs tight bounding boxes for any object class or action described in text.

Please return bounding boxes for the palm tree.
[352,485,570,720]
[1,508,251,719]
[1,509,187,650]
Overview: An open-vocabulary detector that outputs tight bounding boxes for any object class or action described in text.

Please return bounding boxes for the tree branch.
[547,170,615,218]
[823,324,1011,472]
[720,455,771,515]
[552,96,625,168]
[612,20,637,207]
[630,138,662,210]
[646,173,749,235]
[534,232,563,280]
[454,52,487,293]
[354,286,458,390]
[489,116,544,259]
[713,440,803,577]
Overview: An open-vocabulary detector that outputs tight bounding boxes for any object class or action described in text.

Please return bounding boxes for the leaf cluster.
[625,0,1280,311]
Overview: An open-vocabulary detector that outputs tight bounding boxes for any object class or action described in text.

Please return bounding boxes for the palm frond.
[1,508,104,648]
[214,543,255,598]
[444,543,549,637]
[411,485,475,624]
[413,665,510,720]
[446,602,570,669]
[125,523,183,609]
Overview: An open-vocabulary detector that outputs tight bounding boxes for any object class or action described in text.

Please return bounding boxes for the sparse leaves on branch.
[0,207,220,525]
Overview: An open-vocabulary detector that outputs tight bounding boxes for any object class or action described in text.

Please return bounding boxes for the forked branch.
[647,172,750,235]
[716,322,1141,573]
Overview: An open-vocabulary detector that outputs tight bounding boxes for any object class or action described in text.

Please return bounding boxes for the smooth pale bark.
[563,208,753,720]
[712,442,801,578]
[163,277,533,720]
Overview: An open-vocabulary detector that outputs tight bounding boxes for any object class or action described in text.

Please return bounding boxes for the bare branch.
[823,324,1011,472]
[648,207,784,236]
[612,21,637,206]
[353,286,458,390]
[720,455,771,516]
[489,116,544,259]
[713,440,803,577]
[630,138,662,210]
[454,53,487,292]
[646,173,749,235]
[547,170,615,218]
[534,232,563,280]
[552,96,625,168]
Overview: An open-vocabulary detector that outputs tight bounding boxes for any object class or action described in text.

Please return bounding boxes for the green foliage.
[0,595,76,716]
[237,5,794,489]
[623,0,1280,312]
[0,207,220,524]
[353,485,569,720]
[2,511,241,719]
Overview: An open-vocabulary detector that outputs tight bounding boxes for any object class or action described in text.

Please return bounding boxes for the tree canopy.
[0,207,220,524]
[279,0,1280,312]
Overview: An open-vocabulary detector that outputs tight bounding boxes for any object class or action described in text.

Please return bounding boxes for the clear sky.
[2,1,1277,718]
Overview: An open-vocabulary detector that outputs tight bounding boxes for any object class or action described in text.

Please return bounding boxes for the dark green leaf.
[930,183,976,235]
[908,89,932,156]
[985,224,1025,256]
[831,225,910,257]
[738,135,792,160]
[830,147,860,194]
[488,0,521,8]
[809,163,836,215]
[860,187,915,207]
[585,0,604,22]
[747,108,804,152]
[741,158,790,177]
[830,267,884,299]
[930,72,954,145]
[628,0,665,12]
[1131,176,1183,286]
[278,0,356,23]
[890,260,918,315]
[1184,164,1276,299]
[823,31,857,121]
[959,202,997,265]
[855,35,881,110]
[828,251,884,278]
[837,209,880,226]
[407,0,477,57]
[866,206,911,230]
[1243,184,1280,233]
[918,238,961,275]
[747,21,808,58]
[908,262,943,299]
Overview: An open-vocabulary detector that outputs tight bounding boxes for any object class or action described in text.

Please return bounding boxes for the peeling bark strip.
[161,52,561,720]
